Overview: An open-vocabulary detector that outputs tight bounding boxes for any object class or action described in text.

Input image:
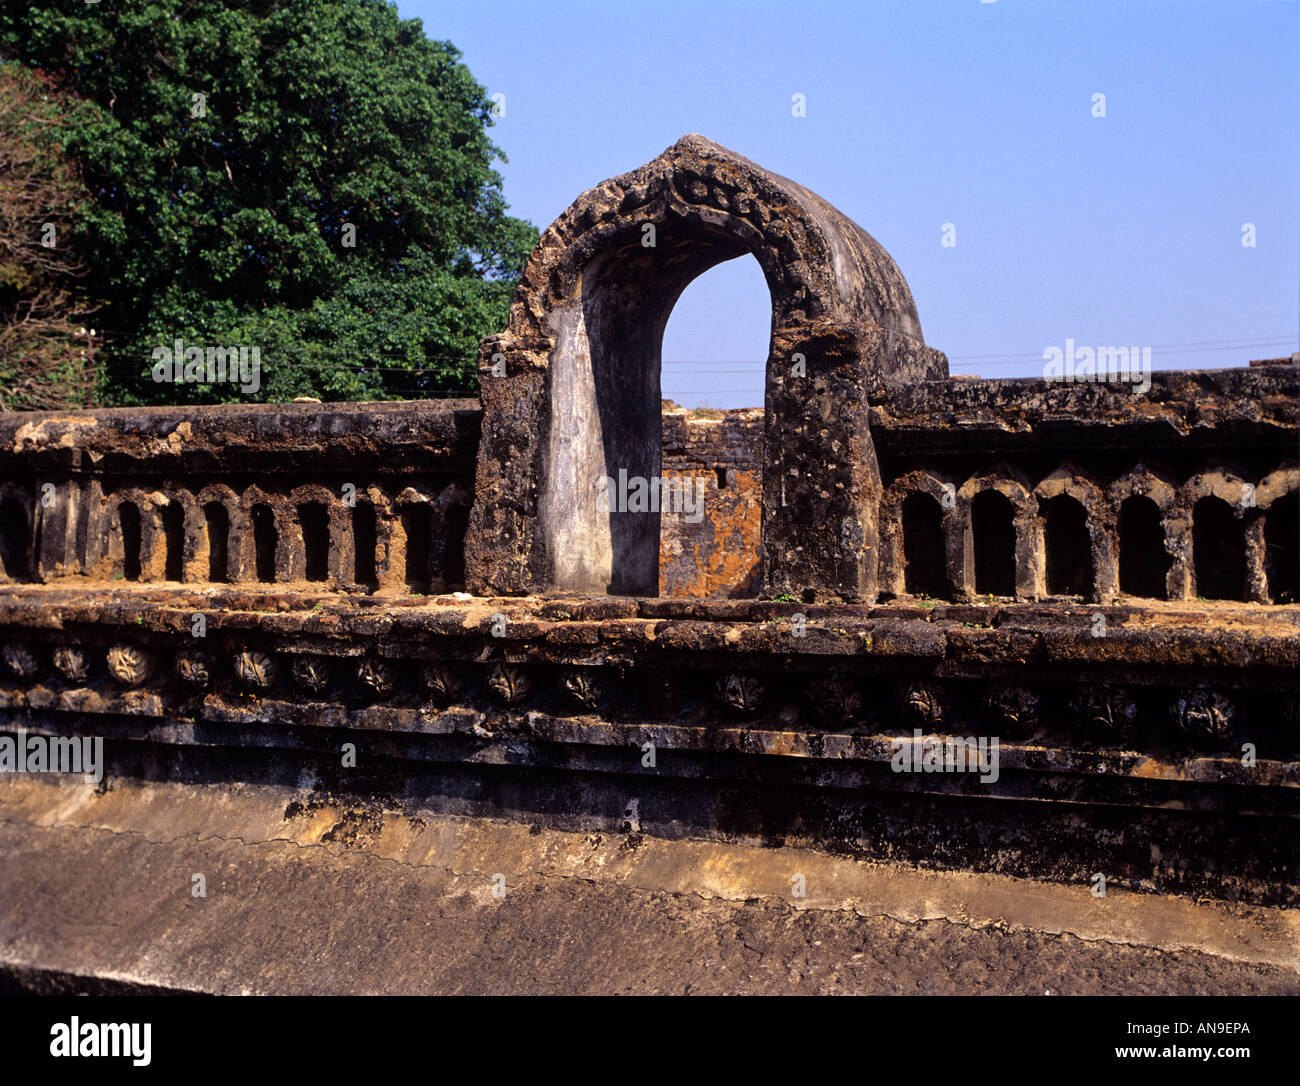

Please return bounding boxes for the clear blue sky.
[403,0,1298,407]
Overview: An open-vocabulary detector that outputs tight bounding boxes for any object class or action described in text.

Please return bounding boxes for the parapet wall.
[0,400,480,592]
[873,366,1299,606]
[5,366,1292,606]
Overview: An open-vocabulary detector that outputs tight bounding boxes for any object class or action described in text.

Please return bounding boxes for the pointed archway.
[466,135,945,600]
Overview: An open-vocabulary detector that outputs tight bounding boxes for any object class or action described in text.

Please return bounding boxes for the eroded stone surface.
[466,135,947,601]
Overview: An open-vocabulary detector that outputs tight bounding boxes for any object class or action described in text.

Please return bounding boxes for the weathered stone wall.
[0,398,767,599]
[2,366,1295,607]
[0,401,480,593]
[0,382,1296,909]
[658,407,762,598]
[0,581,1296,904]
[872,365,1299,605]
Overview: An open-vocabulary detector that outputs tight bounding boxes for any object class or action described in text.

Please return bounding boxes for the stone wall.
[872,366,1299,605]
[2,365,1295,608]
[658,407,762,598]
[0,400,480,593]
[2,394,1297,906]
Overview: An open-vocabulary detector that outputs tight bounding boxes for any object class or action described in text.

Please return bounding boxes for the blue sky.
[403,0,1298,407]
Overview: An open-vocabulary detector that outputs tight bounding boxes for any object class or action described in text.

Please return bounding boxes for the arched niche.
[1034,466,1111,602]
[879,470,960,600]
[957,469,1040,601]
[466,135,946,601]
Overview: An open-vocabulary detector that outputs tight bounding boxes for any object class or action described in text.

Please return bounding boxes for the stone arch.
[1256,464,1298,605]
[152,481,200,584]
[466,134,946,602]
[1034,467,1110,602]
[99,486,166,582]
[958,470,1039,600]
[392,484,439,593]
[1181,468,1258,602]
[240,486,287,585]
[287,483,341,585]
[1107,467,1183,600]
[347,485,385,592]
[195,484,242,584]
[880,470,958,600]
[429,483,473,591]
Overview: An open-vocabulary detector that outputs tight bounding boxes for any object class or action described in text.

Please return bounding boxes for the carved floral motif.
[1072,684,1137,735]
[174,652,212,688]
[233,650,277,690]
[982,685,1040,739]
[53,646,91,683]
[902,682,944,726]
[487,664,529,706]
[1172,689,1236,746]
[356,657,395,699]
[106,644,151,686]
[715,673,764,716]
[560,668,604,711]
[421,663,464,705]
[3,642,39,679]
[291,656,330,694]
[806,676,860,727]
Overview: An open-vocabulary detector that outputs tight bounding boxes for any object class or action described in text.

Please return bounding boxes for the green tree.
[1,1,536,406]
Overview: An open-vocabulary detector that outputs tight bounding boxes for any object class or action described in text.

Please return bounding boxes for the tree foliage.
[1,0,536,405]
[0,63,99,410]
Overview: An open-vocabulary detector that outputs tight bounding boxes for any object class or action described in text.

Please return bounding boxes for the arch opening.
[203,502,230,583]
[0,498,30,581]
[401,505,433,590]
[298,502,329,582]
[661,256,770,410]
[901,491,949,598]
[1264,491,1298,604]
[971,490,1016,597]
[1042,495,1092,597]
[436,503,469,590]
[251,505,277,584]
[161,501,185,582]
[1193,496,1246,601]
[118,502,142,582]
[545,223,773,597]
[1117,495,1169,599]
[352,503,377,588]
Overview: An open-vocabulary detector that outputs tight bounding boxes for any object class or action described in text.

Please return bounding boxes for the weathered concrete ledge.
[0,775,1295,995]
[871,366,1299,455]
[0,399,481,474]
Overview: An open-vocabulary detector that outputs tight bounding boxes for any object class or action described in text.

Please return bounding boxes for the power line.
[945,334,1295,360]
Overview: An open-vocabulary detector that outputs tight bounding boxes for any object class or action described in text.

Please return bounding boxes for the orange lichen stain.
[765,732,796,756]
[659,468,762,599]
[1128,758,1186,781]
